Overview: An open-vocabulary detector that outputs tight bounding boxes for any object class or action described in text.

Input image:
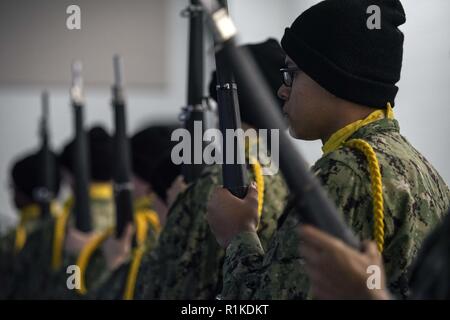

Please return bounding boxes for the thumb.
[245,182,259,206]
[122,223,135,243]
[363,240,381,258]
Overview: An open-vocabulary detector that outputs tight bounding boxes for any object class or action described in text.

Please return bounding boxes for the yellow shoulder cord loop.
[89,183,114,200]
[345,139,385,253]
[14,204,40,254]
[322,103,395,155]
[320,103,393,252]
[250,158,265,220]
[123,245,146,300]
[51,201,71,271]
[134,195,154,212]
[75,227,113,295]
[14,226,26,254]
[123,209,160,300]
[15,202,63,254]
[245,136,265,222]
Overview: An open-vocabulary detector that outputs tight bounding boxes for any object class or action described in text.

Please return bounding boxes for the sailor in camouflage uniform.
[207,0,450,300]
[92,125,181,300]
[9,126,116,299]
[0,149,61,299]
[136,39,289,300]
[47,125,116,299]
[59,126,116,232]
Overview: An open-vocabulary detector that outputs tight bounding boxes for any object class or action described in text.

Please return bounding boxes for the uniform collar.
[322,103,396,155]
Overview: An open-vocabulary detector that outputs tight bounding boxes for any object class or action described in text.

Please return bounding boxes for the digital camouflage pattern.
[41,194,115,299]
[0,231,16,298]
[4,195,115,299]
[221,118,450,299]
[135,163,289,299]
[408,208,450,299]
[0,211,47,299]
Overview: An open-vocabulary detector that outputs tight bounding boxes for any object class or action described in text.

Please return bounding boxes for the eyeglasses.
[280,67,300,87]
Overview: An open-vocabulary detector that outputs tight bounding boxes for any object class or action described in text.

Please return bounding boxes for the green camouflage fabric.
[409,208,450,299]
[43,194,115,299]
[221,118,450,300]
[0,232,15,298]
[5,196,115,299]
[135,163,289,299]
[90,260,130,299]
[0,211,48,299]
[4,214,62,299]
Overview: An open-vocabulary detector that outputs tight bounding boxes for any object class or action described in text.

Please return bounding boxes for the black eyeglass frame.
[280,67,300,87]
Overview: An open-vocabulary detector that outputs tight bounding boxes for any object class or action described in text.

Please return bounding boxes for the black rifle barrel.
[70,61,92,232]
[211,0,248,199]
[111,54,134,238]
[200,0,359,248]
[181,0,206,183]
[187,0,204,107]
[37,91,52,217]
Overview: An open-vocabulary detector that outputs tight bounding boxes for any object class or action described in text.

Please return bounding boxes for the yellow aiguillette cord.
[321,103,394,252]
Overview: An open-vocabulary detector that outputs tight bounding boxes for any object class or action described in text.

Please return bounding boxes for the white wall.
[1,0,449,232]
[227,0,450,182]
[0,0,189,231]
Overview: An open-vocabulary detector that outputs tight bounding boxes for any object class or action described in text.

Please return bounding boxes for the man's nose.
[277,84,290,101]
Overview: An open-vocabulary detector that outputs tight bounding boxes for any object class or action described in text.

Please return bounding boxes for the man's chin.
[288,127,316,141]
[288,126,303,139]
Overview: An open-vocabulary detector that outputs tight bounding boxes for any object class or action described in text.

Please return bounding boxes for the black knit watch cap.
[281,0,406,108]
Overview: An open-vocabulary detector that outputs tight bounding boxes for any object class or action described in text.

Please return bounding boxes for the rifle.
[111,54,134,238]
[35,90,53,218]
[199,0,359,248]
[70,61,92,232]
[180,0,207,183]
[211,0,249,199]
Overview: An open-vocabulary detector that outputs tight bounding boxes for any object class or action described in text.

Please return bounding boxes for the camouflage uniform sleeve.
[89,261,130,299]
[220,173,288,300]
[0,232,17,299]
[220,231,265,299]
[261,158,371,300]
[136,169,223,299]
